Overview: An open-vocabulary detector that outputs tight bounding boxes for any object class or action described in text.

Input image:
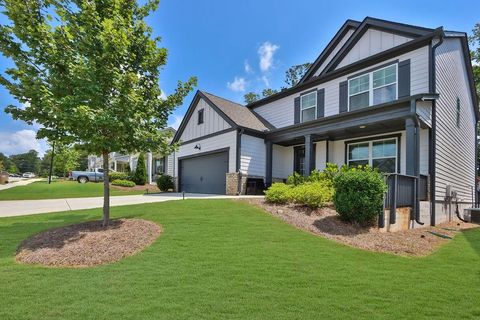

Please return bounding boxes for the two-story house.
[171,17,478,227]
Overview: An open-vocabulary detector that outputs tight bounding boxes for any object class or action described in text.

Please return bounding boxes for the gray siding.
[180,98,231,142]
[434,38,476,202]
[240,134,266,177]
[254,46,430,128]
[313,28,355,76]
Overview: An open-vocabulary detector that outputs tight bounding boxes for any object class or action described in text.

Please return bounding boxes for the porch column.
[113,160,117,172]
[405,117,419,176]
[265,140,273,187]
[304,134,314,176]
[147,152,153,184]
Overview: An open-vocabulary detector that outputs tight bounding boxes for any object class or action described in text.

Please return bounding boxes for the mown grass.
[0,199,479,319]
[0,180,146,200]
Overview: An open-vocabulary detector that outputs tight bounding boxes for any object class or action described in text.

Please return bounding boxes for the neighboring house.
[171,17,478,227]
[88,128,175,184]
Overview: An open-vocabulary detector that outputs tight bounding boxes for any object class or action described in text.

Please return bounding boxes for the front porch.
[264,95,435,228]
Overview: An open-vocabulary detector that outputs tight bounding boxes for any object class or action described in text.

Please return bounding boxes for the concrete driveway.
[0,193,263,218]
[0,178,42,191]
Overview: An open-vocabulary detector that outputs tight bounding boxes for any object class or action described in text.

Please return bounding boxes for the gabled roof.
[320,17,435,75]
[172,91,272,143]
[299,19,361,84]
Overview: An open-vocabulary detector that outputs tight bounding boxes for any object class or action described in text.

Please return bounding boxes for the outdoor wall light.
[194,144,201,150]
[359,125,366,129]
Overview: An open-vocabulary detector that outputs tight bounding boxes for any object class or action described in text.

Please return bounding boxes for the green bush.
[109,172,129,181]
[333,167,387,225]
[132,153,147,185]
[156,174,174,191]
[264,183,293,204]
[286,172,305,186]
[111,179,136,187]
[290,181,334,208]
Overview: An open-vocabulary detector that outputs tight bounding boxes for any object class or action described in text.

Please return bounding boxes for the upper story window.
[349,64,397,111]
[347,137,398,173]
[197,109,204,125]
[300,91,317,122]
[456,97,461,128]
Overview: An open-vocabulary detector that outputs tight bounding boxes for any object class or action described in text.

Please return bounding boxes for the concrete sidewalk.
[0,178,42,191]
[0,193,263,218]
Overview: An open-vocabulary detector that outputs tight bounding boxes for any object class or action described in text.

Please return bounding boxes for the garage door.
[179,151,229,194]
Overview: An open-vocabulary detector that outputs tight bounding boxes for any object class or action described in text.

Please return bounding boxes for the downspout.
[409,100,424,225]
[429,31,445,226]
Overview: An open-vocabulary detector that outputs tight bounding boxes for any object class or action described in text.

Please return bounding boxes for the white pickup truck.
[70,168,106,183]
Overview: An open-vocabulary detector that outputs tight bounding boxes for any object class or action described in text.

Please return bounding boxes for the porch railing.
[379,174,428,228]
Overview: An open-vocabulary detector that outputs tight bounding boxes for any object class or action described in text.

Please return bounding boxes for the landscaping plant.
[333,166,387,225]
[156,174,174,191]
[109,172,129,181]
[264,183,293,204]
[0,0,196,226]
[290,181,333,208]
[133,153,147,185]
[111,179,136,188]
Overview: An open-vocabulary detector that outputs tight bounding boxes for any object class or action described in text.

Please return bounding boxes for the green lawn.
[0,200,479,319]
[0,180,147,200]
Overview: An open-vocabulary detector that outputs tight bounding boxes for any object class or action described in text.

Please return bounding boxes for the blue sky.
[0,0,478,156]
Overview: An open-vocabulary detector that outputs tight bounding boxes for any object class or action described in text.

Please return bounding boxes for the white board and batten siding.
[255,45,430,129]
[239,134,265,177]
[173,130,237,178]
[335,29,413,69]
[434,38,476,202]
[179,98,231,142]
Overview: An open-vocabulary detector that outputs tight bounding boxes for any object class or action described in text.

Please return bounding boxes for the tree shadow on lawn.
[312,215,370,236]
[462,226,480,257]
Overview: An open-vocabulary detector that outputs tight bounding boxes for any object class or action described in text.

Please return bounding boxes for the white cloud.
[227,76,247,92]
[0,129,48,156]
[258,42,279,72]
[261,75,270,87]
[168,114,183,130]
[244,60,253,73]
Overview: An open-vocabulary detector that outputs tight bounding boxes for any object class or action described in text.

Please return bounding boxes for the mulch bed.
[110,184,160,193]
[16,219,161,268]
[242,198,478,256]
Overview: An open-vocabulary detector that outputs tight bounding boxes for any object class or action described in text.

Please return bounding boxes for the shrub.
[264,183,293,204]
[286,172,305,186]
[132,153,147,185]
[111,179,136,187]
[156,174,174,191]
[290,181,334,208]
[333,167,387,225]
[109,172,129,181]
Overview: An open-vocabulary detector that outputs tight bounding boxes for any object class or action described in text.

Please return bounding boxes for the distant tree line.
[0,144,88,176]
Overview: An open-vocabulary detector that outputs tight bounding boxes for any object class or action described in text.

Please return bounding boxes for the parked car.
[22,172,36,178]
[8,173,21,178]
[69,168,105,183]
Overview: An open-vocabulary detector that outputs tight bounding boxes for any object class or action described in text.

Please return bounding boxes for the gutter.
[429,30,445,226]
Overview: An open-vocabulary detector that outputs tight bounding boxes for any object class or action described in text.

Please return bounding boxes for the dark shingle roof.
[201,91,272,131]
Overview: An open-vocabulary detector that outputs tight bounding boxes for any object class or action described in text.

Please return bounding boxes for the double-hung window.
[300,91,317,122]
[347,137,398,173]
[348,64,397,111]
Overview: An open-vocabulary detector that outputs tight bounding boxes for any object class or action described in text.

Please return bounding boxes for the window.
[154,157,165,174]
[347,138,398,173]
[300,91,317,122]
[197,109,204,125]
[348,64,397,111]
[294,147,306,176]
[456,97,461,128]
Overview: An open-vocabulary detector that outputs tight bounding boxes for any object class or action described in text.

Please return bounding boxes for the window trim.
[300,91,317,123]
[348,63,398,111]
[197,108,204,125]
[345,135,400,173]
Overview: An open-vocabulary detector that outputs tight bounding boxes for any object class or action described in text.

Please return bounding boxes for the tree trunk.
[48,141,55,184]
[102,150,110,227]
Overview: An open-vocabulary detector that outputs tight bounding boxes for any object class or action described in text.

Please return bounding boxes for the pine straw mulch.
[16,219,161,268]
[241,198,478,257]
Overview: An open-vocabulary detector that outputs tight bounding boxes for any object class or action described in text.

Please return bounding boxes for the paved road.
[0,193,263,218]
[0,178,42,191]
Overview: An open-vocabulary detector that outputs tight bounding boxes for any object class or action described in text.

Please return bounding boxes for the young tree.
[0,0,196,226]
[262,88,278,98]
[53,144,80,177]
[244,92,260,104]
[133,153,147,185]
[469,22,480,97]
[284,63,312,87]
